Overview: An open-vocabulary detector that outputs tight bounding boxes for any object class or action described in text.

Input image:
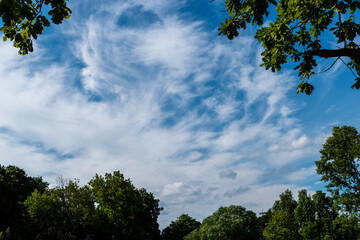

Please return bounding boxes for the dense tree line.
[1,125,360,239]
[0,168,162,240]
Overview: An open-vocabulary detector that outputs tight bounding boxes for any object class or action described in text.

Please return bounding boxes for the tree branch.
[290,18,308,31]
[306,49,360,58]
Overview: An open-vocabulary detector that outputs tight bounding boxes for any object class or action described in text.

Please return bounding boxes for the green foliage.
[184,229,200,240]
[294,190,337,239]
[0,0,72,54]
[264,189,360,240]
[0,228,11,240]
[332,214,360,240]
[185,205,261,240]
[24,178,100,240]
[23,170,162,240]
[263,189,300,240]
[161,214,200,240]
[0,165,47,239]
[263,210,301,240]
[316,125,360,213]
[272,189,297,215]
[257,209,272,233]
[89,171,162,240]
[219,0,360,94]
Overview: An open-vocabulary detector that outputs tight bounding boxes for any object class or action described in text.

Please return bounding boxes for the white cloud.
[291,135,309,149]
[268,134,309,153]
[134,18,206,73]
[162,182,200,198]
[286,166,317,182]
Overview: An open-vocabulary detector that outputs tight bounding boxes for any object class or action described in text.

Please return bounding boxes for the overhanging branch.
[306,49,360,58]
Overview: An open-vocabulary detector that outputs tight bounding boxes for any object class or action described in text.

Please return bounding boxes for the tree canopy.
[271,189,297,215]
[24,178,101,240]
[0,165,47,239]
[185,205,261,240]
[0,0,71,54]
[264,189,360,240]
[2,169,163,240]
[219,0,360,95]
[316,125,360,213]
[294,190,337,239]
[89,171,162,240]
[161,214,200,240]
[263,189,300,240]
[263,210,301,240]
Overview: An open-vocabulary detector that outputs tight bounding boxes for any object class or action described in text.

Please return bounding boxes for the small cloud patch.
[224,186,250,197]
[219,169,237,179]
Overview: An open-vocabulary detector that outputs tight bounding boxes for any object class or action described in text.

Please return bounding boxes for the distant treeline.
[1,126,360,240]
[0,167,161,240]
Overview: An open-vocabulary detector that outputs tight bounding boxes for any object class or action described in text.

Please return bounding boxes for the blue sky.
[1,0,360,228]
